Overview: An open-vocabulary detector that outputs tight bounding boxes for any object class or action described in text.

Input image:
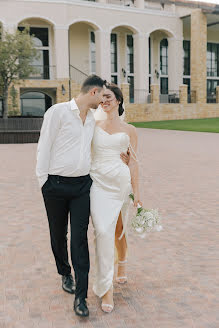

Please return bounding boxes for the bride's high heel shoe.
[116,259,128,284]
[101,285,114,313]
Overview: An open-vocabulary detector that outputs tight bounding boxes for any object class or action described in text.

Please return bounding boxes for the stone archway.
[68,21,100,84]
[20,91,52,117]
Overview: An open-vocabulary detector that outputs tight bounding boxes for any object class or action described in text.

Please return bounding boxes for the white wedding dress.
[90,125,132,297]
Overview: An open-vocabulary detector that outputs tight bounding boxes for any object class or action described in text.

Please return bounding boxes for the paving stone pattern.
[0,128,218,328]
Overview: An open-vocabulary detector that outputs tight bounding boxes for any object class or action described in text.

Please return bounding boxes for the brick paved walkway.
[0,129,218,328]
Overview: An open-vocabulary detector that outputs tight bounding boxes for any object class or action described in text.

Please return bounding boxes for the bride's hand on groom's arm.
[120,149,130,165]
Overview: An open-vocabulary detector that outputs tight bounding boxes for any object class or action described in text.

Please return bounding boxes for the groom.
[36,75,128,317]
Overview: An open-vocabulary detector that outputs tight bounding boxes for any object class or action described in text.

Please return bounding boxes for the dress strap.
[129,143,138,162]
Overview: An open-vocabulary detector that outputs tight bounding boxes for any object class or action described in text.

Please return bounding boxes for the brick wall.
[8,81,219,122]
[125,103,219,122]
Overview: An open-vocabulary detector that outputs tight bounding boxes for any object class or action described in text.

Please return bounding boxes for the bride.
[90,83,141,313]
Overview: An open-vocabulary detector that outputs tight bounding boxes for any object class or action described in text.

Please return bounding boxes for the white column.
[54,26,69,79]
[168,37,183,93]
[135,0,144,9]
[133,33,149,103]
[95,30,111,82]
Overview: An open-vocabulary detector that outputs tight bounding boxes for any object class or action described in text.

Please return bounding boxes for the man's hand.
[120,149,130,165]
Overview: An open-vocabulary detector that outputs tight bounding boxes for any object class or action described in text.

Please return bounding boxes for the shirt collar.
[70,98,79,112]
[70,98,95,122]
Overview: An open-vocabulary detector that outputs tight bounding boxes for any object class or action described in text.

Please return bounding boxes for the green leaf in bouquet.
[129,193,134,201]
[137,207,143,214]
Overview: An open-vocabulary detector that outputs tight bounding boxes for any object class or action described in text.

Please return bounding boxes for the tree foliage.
[0,28,38,118]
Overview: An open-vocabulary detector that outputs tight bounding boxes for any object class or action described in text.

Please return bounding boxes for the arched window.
[160,38,168,95]
[18,27,50,79]
[20,92,52,117]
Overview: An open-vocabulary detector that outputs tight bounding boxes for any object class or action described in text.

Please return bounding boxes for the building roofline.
[148,0,219,14]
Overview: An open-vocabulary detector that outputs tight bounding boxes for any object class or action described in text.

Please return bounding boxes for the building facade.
[0,0,219,121]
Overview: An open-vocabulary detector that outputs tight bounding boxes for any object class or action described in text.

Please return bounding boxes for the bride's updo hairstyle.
[106,83,124,116]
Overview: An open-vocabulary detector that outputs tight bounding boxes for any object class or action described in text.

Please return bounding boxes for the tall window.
[127,35,134,102]
[90,31,96,74]
[183,40,191,94]
[149,37,151,93]
[127,35,134,74]
[207,43,219,77]
[207,43,219,102]
[18,27,50,79]
[0,25,3,114]
[0,99,3,116]
[183,40,190,76]
[111,34,118,84]
[207,80,219,93]
[160,39,168,94]
[20,92,52,116]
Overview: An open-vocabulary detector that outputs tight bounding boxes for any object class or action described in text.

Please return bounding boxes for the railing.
[0,117,43,144]
[188,90,196,103]
[207,92,216,103]
[160,91,180,104]
[133,89,151,104]
[22,65,56,80]
[70,65,88,85]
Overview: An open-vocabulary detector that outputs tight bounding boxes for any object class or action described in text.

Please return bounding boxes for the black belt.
[48,174,90,183]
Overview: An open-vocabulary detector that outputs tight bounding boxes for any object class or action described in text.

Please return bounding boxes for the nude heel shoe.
[101,285,114,313]
[116,259,128,284]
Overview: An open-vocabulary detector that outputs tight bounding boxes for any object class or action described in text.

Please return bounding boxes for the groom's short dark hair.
[81,75,107,94]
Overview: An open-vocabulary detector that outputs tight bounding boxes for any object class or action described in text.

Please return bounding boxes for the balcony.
[81,0,134,5]
[81,0,169,11]
[160,91,180,104]
[107,0,135,7]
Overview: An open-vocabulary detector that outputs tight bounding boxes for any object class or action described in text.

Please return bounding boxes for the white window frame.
[19,24,53,79]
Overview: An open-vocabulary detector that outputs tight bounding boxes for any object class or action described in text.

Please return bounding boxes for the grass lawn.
[130,118,219,133]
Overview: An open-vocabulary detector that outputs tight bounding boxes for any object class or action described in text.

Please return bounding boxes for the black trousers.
[42,174,92,299]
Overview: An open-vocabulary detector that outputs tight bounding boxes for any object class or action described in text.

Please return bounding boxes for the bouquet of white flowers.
[129,193,163,238]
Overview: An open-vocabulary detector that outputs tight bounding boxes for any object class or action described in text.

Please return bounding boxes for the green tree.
[0,28,38,119]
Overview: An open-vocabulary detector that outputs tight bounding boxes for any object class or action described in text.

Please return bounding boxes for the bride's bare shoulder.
[122,122,137,137]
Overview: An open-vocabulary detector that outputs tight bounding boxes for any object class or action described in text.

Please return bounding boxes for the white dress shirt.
[36,98,96,188]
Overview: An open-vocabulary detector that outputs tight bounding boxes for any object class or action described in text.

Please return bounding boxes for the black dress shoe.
[62,274,76,294]
[74,298,89,317]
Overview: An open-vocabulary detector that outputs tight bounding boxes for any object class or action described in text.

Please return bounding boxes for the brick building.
[0,0,219,121]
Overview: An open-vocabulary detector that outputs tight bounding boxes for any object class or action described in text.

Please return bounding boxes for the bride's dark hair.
[106,83,124,116]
